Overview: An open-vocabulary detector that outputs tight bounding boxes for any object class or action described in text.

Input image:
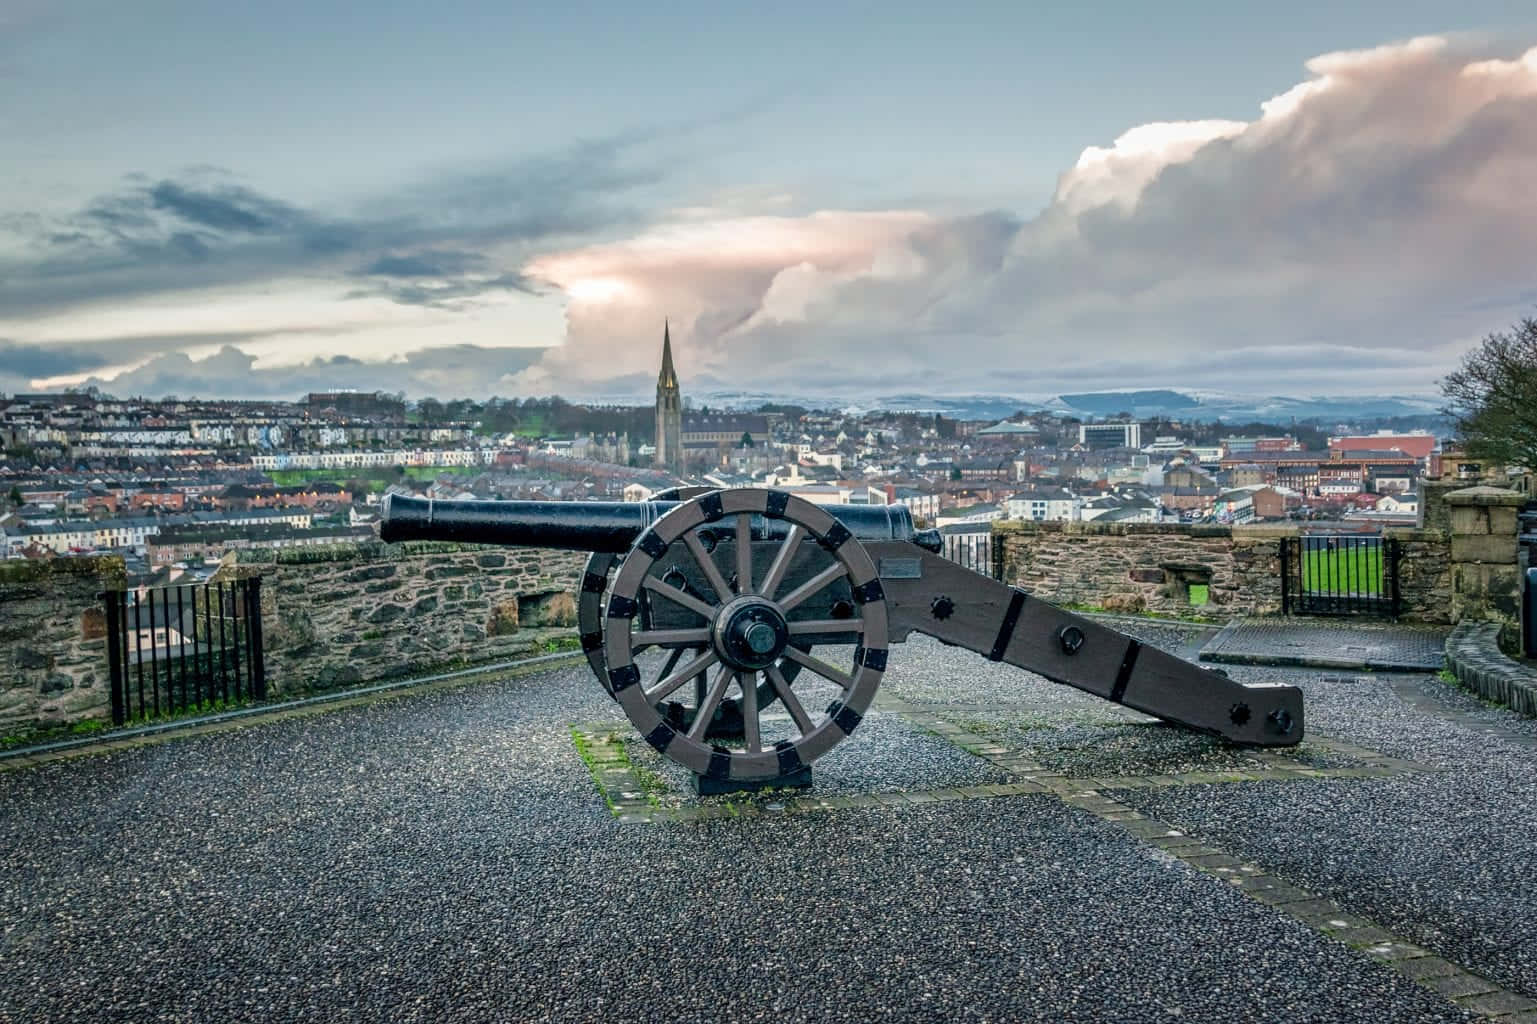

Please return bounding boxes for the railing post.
[1526,567,1536,659]
[200,585,213,707]
[158,586,173,714]
[1279,538,1291,616]
[131,591,145,722]
[176,585,189,711]
[103,590,125,727]
[228,581,244,703]
[216,584,229,704]
[246,577,266,702]
[1390,538,1402,620]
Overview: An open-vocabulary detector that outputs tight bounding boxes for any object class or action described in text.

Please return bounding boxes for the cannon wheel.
[604,488,889,781]
[576,488,809,712]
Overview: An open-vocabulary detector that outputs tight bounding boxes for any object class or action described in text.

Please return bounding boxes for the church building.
[653,320,772,473]
[654,321,682,474]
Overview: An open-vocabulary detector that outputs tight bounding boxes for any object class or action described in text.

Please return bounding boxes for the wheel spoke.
[694,646,712,706]
[642,576,718,620]
[687,664,734,740]
[740,670,760,752]
[632,627,711,646]
[787,618,864,636]
[781,645,854,690]
[736,513,753,594]
[776,562,847,614]
[757,524,804,601]
[682,530,732,604]
[654,645,686,683]
[645,648,719,705]
[765,664,815,736]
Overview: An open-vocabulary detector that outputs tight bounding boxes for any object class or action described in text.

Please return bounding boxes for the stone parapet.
[0,556,126,732]
[0,541,585,734]
[993,520,1452,623]
[994,520,1292,617]
[1445,620,1537,716]
[1446,486,1524,648]
[225,541,585,695]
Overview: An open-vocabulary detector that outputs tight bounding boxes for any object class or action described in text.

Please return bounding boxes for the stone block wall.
[1445,620,1537,716]
[0,556,125,732]
[993,521,1284,616]
[220,540,586,695]
[1394,531,1456,624]
[993,520,1452,624]
[1445,486,1525,652]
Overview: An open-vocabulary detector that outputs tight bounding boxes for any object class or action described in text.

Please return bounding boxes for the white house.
[1375,492,1418,515]
[1006,488,1080,522]
[936,503,1005,527]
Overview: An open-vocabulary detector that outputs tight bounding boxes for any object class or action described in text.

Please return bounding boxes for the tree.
[6,485,22,508]
[740,432,755,449]
[1441,315,1537,472]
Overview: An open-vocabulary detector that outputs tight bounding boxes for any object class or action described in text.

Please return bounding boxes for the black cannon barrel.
[380,493,936,553]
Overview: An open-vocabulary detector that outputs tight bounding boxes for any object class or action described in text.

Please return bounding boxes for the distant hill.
[1054,390,1200,416]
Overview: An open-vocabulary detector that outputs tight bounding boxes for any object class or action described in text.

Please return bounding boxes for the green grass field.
[265,466,473,487]
[1301,543,1384,595]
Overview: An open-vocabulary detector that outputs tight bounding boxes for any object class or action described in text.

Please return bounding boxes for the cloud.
[8,36,1537,402]
[0,339,117,385]
[146,180,303,234]
[520,36,1537,398]
[0,135,661,321]
[358,250,487,278]
[0,332,270,392]
[74,344,550,400]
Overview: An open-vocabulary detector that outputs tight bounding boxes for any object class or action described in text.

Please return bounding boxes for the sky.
[2,1,1536,402]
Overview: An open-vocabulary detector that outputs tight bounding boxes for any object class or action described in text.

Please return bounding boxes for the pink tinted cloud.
[524,36,1537,396]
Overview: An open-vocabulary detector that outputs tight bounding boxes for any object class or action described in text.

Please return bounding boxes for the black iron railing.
[102,578,266,726]
[1280,535,1400,618]
[940,527,999,579]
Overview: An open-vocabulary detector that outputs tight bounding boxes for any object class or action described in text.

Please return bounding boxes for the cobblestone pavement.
[3,634,1535,1023]
[1200,618,1451,671]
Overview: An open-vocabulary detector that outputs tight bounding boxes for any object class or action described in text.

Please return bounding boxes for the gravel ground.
[935,708,1359,777]
[0,643,1497,1023]
[621,708,1013,805]
[1118,665,1537,1000]
[1080,616,1217,657]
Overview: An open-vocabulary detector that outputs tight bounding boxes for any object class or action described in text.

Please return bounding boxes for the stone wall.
[0,556,125,732]
[1446,486,1525,652]
[0,541,583,733]
[220,541,586,695]
[1445,620,1537,716]
[993,520,1452,624]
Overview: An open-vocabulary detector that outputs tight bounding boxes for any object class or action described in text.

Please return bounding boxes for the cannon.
[382,487,1303,790]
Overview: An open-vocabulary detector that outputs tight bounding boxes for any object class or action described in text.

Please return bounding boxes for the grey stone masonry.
[0,556,126,732]
[223,540,585,696]
[1446,486,1525,651]
[1445,620,1537,717]
[993,520,1452,624]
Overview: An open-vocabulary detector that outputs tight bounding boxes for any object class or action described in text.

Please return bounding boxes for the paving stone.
[1393,956,1462,980]
[1200,620,1450,671]
[1451,989,1536,1015]
[1422,972,1501,999]
[1249,884,1316,906]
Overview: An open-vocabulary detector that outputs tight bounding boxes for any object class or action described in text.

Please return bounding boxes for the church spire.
[655,319,682,473]
[658,319,678,390]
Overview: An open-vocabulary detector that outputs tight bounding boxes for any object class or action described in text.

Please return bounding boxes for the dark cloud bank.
[5,37,1537,402]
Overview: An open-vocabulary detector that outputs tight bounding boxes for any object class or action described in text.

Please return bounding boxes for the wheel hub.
[713,596,790,671]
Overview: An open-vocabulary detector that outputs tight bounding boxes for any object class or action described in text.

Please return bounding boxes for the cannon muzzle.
[379,493,939,553]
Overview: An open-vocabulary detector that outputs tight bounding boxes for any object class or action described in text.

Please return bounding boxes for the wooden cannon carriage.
[381,487,1302,791]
